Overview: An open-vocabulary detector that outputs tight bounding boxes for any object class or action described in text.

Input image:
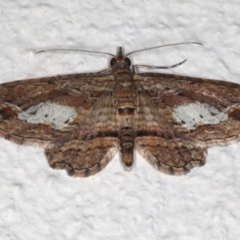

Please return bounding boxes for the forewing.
[45,91,119,177]
[0,73,114,146]
[135,73,240,147]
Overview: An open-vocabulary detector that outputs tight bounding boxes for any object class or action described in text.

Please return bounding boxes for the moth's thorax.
[112,64,132,75]
[113,69,136,111]
[113,68,133,85]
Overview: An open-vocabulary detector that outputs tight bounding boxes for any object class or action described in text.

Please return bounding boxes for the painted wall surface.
[0,1,240,239]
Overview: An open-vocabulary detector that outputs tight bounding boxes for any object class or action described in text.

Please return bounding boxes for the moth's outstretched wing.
[135,73,240,147]
[45,91,119,177]
[0,73,114,146]
[134,89,207,175]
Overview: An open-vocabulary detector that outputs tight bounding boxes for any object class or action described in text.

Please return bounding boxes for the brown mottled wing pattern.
[134,73,240,175]
[0,73,119,176]
[45,91,119,177]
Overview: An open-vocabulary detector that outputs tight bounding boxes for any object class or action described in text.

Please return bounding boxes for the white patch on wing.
[173,102,228,130]
[18,102,77,130]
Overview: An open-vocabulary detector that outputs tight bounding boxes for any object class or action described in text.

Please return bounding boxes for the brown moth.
[1,45,240,177]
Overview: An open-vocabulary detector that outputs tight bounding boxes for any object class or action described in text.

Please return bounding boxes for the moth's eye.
[125,57,131,66]
[110,58,117,66]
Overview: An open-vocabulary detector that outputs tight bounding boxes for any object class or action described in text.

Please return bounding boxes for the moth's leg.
[133,59,186,73]
[95,67,112,75]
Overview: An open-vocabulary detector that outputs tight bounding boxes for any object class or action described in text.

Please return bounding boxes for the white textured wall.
[0,1,240,239]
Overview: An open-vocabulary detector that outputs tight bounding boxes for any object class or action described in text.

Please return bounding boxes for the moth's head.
[110,47,131,68]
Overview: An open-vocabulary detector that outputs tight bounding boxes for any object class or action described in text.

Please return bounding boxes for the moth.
[1,43,240,177]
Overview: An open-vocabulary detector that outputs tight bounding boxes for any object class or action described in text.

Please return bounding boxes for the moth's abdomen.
[117,98,135,169]
[116,89,136,169]
[119,127,134,169]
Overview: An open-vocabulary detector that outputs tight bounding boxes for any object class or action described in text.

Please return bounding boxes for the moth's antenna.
[126,42,203,56]
[36,48,115,57]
